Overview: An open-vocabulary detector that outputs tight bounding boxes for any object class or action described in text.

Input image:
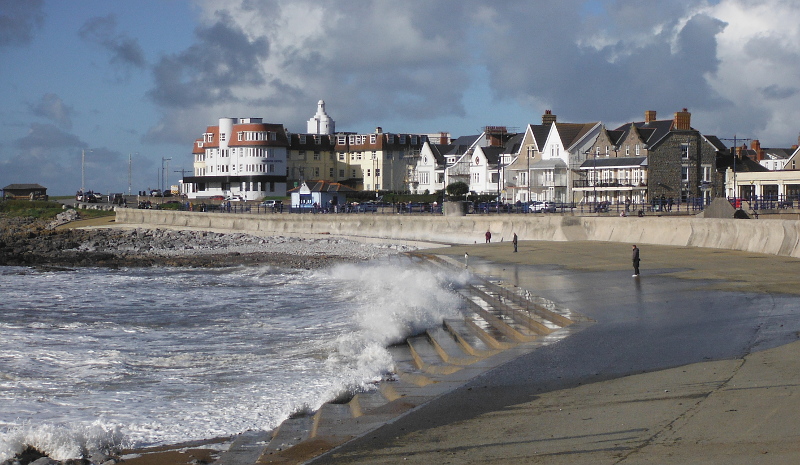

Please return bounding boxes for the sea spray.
[0,260,468,462]
[320,260,470,392]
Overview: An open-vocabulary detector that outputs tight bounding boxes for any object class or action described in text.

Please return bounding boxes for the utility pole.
[720,136,751,200]
[174,167,189,197]
[161,157,172,195]
[81,149,92,193]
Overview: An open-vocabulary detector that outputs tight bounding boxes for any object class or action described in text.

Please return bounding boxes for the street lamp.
[81,148,93,193]
[129,152,138,196]
[161,157,172,195]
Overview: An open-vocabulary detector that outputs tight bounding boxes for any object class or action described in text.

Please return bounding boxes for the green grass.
[0,199,115,220]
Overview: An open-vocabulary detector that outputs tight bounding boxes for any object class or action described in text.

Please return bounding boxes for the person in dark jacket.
[632,244,640,277]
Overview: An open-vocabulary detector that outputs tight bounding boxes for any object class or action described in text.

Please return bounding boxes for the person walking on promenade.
[485,230,492,243]
[513,233,518,252]
[632,244,640,277]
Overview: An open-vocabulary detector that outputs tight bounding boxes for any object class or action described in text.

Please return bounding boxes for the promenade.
[310,240,800,464]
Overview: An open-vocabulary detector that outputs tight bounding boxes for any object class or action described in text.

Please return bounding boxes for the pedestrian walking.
[513,233,518,252]
[485,230,492,243]
[632,244,640,277]
[464,252,469,268]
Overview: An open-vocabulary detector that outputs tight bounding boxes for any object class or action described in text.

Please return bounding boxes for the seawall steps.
[224,255,590,465]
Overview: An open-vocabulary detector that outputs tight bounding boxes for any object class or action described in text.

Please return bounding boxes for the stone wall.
[115,209,800,258]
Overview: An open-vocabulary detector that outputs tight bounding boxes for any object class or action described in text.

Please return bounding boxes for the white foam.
[0,260,467,461]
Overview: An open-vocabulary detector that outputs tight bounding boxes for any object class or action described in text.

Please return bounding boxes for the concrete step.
[477,288,559,335]
[443,318,497,357]
[349,389,390,417]
[481,280,576,328]
[213,429,273,465]
[387,343,437,386]
[407,335,463,375]
[256,414,314,460]
[460,289,535,343]
[427,326,481,365]
[311,403,352,438]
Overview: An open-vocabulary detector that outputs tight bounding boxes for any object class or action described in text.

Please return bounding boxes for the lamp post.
[129,152,138,196]
[81,148,93,193]
[161,157,172,195]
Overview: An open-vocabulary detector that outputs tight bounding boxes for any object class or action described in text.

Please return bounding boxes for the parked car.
[259,200,282,208]
[529,201,556,213]
[209,195,225,200]
[225,195,244,202]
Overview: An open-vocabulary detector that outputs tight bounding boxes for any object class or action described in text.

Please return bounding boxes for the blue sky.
[2,0,800,195]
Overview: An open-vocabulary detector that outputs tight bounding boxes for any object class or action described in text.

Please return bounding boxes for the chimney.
[751,140,763,161]
[673,108,691,131]
[375,127,383,133]
[542,110,557,126]
[644,110,657,124]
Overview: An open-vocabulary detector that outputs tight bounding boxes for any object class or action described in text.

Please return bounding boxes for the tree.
[446,181,469,200]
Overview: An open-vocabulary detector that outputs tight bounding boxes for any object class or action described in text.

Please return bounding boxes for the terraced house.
[578,109,726,206]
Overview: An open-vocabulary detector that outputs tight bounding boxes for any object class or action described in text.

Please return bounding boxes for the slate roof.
[481,146,504,165]
[444,135,481,156]
[703,135,728,152]
[3,183,47,190]
[613,119,675,147]
[554,122,599,149]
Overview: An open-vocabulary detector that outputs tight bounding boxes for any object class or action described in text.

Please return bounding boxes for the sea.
[0,258,470,462]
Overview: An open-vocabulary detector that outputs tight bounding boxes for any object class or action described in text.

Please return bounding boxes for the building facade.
[183,117,289,200]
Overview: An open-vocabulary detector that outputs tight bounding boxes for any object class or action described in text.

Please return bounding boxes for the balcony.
[573,180,647,189]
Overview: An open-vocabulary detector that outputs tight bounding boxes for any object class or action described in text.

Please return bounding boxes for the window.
[400,135,406,144]
[375,168,380,177]
[337,135,347,145]
[339,153,345,161]
[299,134,307,144]
[314,167,320,176]
[352,169,356,178]
[313,152,320,160]
[681,143,690,159]
[703,166,711,182]
[635,144,640,156]
[625,146,630,156]
[411,135,418,144]
[269,164,275,173]
[339,169,345,177]
[370,134,377,144]
[220,133,226,141]
[681,166,689,181]
[329,168,334,177]
[420,172,429,185]
[366,169,371,177]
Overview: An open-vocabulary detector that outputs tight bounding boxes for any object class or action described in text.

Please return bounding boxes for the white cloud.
[144,0,800,147]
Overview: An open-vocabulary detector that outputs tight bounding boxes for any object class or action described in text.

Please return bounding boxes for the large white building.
[183,117,289,200]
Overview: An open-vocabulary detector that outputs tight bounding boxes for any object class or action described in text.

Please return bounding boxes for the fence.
[134,195,800,217]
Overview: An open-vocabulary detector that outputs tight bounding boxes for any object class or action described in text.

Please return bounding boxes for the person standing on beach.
[513,233,518,252]
[632,244,640,277]
[485,230,492,243]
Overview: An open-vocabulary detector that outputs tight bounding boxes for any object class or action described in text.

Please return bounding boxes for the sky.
[2,0,800,195]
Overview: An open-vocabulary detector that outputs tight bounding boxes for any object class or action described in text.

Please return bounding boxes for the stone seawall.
[114,209,800,258]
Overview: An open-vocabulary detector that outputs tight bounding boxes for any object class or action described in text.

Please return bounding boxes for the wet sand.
[307,240,800,464]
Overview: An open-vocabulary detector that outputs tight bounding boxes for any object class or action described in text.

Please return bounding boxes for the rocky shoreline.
[0,216,416,269]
